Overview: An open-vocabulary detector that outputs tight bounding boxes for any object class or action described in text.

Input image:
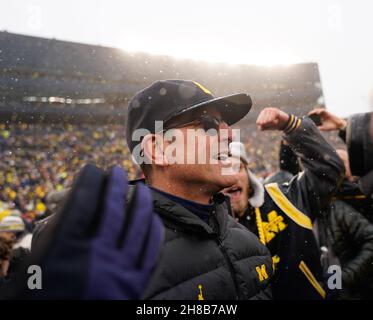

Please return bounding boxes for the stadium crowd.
[0,123,139,226]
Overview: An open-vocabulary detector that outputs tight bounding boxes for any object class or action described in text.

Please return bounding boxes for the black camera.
[347,112,373,177]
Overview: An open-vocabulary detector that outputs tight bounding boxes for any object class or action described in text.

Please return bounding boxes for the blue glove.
[30,164,163,299]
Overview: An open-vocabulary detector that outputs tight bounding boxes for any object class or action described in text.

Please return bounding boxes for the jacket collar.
[150,188,229,237]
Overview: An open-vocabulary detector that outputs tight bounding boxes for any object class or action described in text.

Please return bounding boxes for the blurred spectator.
[0,212,30,293]
[267,138,373,299]
[222,109,344,300]
[0,237,12,279]
[308,109,373,221]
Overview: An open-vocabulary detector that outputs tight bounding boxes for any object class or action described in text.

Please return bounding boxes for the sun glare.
[116,38,303,67]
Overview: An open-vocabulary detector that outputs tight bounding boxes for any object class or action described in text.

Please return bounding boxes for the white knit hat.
[0,214,25,233]
[229,142,265,208]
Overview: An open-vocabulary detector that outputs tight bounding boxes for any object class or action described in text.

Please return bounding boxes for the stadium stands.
[0,31,329,223]
[0,31,322,122]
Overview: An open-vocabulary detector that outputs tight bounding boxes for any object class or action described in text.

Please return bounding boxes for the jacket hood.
[247,169,265,208]
[229,142,265,208]
[150,187,230,236]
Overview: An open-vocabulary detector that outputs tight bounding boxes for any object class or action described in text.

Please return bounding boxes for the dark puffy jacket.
[142,190,273,300]
[332,180,373,223]
[319,200,373,299]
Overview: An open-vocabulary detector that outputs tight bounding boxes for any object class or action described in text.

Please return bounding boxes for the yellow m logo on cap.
[256,264,269,281]
[193,81,213,95]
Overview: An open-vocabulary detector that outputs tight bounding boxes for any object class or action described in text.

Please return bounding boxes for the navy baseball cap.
[125,79,252,152]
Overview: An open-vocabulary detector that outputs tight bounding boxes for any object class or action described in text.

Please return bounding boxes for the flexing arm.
[257,108,345,218]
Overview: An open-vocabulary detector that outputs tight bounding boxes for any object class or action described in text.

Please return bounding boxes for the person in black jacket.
[315,149,373,299]
[266,134,373,299]
[126,80,274,300]
[308,108,373,218]
[320,200,373,299]
[221,110,345,300]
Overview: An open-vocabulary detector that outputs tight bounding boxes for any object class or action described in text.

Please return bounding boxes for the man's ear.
[141,134,169,166]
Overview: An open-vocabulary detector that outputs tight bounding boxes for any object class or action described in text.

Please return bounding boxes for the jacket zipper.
[212,209,240,299]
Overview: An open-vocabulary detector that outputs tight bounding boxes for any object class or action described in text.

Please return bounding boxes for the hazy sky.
[1,0,373,117]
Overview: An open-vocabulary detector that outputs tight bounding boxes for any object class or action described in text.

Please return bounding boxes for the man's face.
[221,160,250,218]
[162,108,240,193]
[0,231,16,243]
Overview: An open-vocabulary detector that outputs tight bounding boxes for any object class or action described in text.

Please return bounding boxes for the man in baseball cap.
[126,79,251,155]
[126,80,252,191]
[125,80,274,299]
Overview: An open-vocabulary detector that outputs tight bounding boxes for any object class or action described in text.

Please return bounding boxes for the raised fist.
[256,107,290,131]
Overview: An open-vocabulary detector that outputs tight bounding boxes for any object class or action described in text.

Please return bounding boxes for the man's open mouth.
[225,186,242,202]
